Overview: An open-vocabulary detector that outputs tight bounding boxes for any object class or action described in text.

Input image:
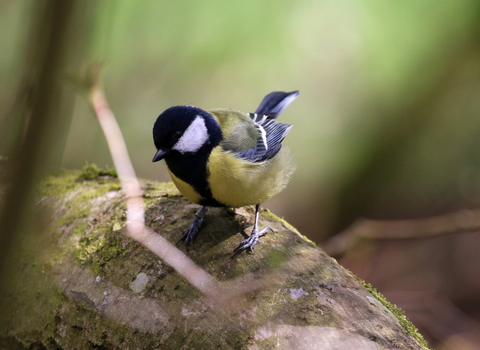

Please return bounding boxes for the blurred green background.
[3,0,480,238]
[2,1,480,348]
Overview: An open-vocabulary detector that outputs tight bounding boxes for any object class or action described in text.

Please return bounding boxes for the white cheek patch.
[172,116,209,154]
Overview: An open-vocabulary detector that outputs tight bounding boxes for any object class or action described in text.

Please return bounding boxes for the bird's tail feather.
[255,91,299,118]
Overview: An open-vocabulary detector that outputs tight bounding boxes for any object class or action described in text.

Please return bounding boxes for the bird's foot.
[231,226,273,258]
[177,207,207,250]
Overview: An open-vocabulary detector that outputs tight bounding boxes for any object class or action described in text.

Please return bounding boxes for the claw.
[232,203,273,258]
[232,226,273,258]
[176,206,207,250]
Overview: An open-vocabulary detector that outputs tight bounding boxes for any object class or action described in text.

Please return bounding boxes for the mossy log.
[0,169,428,350]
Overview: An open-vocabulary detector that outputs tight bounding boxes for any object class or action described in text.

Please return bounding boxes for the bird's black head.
[152,106,222,162]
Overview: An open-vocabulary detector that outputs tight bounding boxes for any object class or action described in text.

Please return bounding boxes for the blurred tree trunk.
[0,169,428,350]
[0,0,94,294]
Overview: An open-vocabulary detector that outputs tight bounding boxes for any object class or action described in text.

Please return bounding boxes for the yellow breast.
[206,147,294,207]
[167,147,294,207]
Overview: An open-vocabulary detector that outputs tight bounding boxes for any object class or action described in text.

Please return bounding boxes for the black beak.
[152,149,169,162]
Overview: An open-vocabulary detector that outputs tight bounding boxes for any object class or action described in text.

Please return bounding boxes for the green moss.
[39,170,80,196]
[82,229,130,277]
[266,249,290,267]
[262,208,316,247]
[37,168,126,276]
[80,163,117,180]
[71,208,128,273]
[108,184,122,191]
[80,163,101,180]
[360,280,430,350]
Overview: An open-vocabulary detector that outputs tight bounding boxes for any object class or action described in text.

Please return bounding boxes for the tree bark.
[0,169,429,350]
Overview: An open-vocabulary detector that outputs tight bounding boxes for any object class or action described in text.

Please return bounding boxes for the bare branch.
[323,208,480,257]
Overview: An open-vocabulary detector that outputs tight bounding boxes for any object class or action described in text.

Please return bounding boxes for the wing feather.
[236,113,293,162]
[230,91,298,163]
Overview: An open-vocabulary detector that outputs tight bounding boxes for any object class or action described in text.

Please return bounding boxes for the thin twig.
[86,69,220,299]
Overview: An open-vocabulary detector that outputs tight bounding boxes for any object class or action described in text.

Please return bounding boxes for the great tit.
[152,91,298,256]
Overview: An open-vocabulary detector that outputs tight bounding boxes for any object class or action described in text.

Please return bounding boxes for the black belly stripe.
[199,197,223,207]
[165,148,224,207]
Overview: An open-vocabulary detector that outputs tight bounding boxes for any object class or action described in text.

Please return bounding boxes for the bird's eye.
[172,131,182,140]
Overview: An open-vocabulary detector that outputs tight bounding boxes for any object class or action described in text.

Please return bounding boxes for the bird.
[152,91,298,256]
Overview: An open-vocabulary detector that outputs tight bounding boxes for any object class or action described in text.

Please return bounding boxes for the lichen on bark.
[0,169,429,350]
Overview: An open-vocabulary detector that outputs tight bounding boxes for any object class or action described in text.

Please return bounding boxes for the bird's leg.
[177,206,207,250]
[232,204,273,257]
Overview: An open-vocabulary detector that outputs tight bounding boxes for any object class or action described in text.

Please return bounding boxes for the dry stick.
[88,86,220,298]
[323,208,480,257]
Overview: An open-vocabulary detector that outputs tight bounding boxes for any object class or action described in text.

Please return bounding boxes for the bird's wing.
[235,91,298,162]
[210,108,259,153]
[212,91,297,163]
[235,113,293,162]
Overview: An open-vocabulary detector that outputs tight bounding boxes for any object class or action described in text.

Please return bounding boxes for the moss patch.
[360,279,430,349]
[262,208,316,247]
[79,163,117,180]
